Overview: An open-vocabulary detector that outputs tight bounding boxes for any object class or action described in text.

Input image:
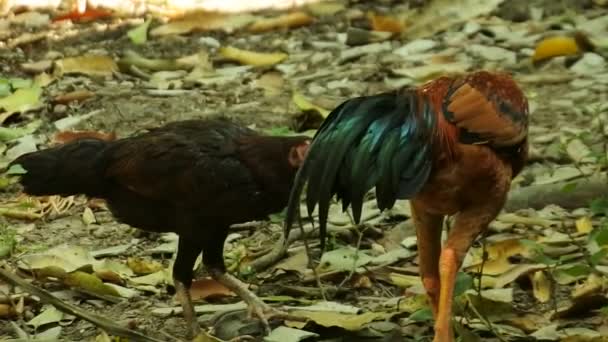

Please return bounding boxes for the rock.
[198,36,220,49]
[570,53,606,75]
[338,42,392,63]
[393,39,437,56]
[467,44,517,65]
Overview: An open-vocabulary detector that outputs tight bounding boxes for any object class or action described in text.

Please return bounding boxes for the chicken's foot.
[174,279,203,339]
[210,270,303,333]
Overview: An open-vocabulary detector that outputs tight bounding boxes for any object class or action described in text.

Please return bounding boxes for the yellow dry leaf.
[64,271,120,297]
[219,46,287,67]
[367,12,404,33]
[248,12,313,33]
[33,72,55,87]
[487,238,525,260]
[530,271,551,303]
[150,11,255,36]
[572,273,605,299]
[532,36,580,62]
[54,55,118,78]
[467,258,514,276]
[575,217,593,234]
[127,257,164,275]
[389,273,422,288]
[292,92,330,117]
[306,1,345,16]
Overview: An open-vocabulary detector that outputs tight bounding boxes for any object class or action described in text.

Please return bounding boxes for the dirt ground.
[0,0,608,341]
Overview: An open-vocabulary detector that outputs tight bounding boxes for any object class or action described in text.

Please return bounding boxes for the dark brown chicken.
[11,117,310,338]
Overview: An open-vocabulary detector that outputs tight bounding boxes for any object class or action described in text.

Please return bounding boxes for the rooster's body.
[12,118,310,338]
[285,71,528,341]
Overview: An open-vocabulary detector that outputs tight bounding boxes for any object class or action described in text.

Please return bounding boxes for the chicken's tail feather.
[10,139,109,198]
[284,89,437,250]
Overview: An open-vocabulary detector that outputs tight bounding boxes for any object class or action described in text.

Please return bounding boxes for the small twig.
[298,213,327,301]
[0,265,164,342]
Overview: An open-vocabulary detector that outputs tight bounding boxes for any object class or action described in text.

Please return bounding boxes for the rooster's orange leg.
[411,201,443,318]
[433,204,506,342]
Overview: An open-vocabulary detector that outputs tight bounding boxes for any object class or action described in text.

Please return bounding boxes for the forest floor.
[1,0,608,341]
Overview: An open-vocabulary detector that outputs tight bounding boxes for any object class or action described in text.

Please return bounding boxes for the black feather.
[284,89,437,251]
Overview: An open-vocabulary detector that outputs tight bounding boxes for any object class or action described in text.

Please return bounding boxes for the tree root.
[505,175,608,212]
[0,265,165,342]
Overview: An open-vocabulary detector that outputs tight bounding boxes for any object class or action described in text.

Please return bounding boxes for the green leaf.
[590,197,608,216]
[0,85,43,115]
[0,79,10,97]
[534,253,559,266]
[6,164,27,175]
[558,264,591,277]
[454,271,473,297]
[127,19,152,45]
[9,78,33,89]
[519,239,539,250]
[561,182,578,193]
[409,308,433,322]
[592,226,608,246]
[0,119,42,142]
[590,249,608,266]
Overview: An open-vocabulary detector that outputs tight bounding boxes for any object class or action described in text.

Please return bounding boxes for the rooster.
[11,118,310,339]
[284,71,528,341]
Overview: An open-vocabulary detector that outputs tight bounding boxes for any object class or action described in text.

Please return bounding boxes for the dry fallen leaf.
[219,46,288,67]
[255,71,285,97]
[82,207,96,225]
[532,36,580,63]
[127,257,164,275]
[150,11,255,36]
[292,92,330,117]
[367,12,404,33]
[54,55,118,78]
[530,270,551,303]
[52,90,95,105]
[575,217,593,234]
[287,310,396,331]
[0,304,17,318]
[306,1,345,16]
[248,12,313,33]
[187,278,235,301]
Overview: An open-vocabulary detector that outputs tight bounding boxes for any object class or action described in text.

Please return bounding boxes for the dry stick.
[0,266,165,342]
[297,212,327,301]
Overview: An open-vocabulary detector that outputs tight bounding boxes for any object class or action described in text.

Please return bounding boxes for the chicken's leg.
[433,204,505,342]
[173,238,204,339]
[411,201,444,318]
[204,236,299,333]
